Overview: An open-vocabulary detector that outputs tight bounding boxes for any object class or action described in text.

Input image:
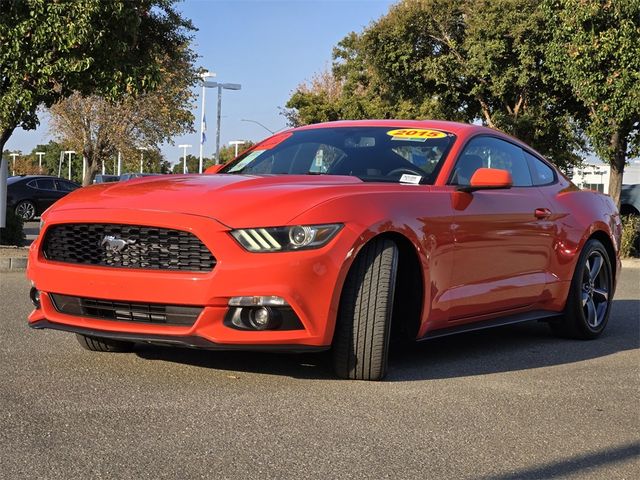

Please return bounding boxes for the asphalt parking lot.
[1,266,638,479]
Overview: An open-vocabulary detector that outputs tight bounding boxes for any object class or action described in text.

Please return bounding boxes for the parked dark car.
[118,173,162,181]
[7,175,80,221]
[93,174,120,184]
[620,184,640,216]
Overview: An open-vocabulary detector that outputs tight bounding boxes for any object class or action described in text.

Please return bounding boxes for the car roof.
[292,119,493,135]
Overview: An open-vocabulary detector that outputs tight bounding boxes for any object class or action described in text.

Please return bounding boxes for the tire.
[332,238,398,380]
[15,200,36,221]
[550,239,613,339]
[76,334,134,353]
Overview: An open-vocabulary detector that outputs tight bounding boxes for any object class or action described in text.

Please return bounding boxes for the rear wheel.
[332,238,398,380]
[76,334,134,353]
[550,239,613,339]
[15,200,36,221]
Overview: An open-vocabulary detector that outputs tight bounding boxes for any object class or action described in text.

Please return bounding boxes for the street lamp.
[229,140,246,158]
[35,152,45,172]
[138,147,149,173]
[199,71,217,174]
[208,81,242,164]
[178,144,192,174]
[241,118,275,134]
[63,151,76,180]
[9,153,19,176]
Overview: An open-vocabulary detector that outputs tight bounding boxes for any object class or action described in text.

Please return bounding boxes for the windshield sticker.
[228,150,265,172]
[387,129,447,141]
[399,174,422,184]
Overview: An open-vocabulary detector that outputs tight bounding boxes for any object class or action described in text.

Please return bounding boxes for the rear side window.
[36,178,56,190]
[451,136,533,187]
[55,180,78,192]
[524,151,556,186]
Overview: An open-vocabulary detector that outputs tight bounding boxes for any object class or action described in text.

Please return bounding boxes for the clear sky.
[6,0,396,165]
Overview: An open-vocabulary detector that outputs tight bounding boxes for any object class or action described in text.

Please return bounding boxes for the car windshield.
[220,126,456,184]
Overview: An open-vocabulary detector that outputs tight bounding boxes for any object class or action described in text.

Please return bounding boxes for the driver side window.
[451,136,532,187]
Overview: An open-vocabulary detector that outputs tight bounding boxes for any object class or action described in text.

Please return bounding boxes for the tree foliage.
[543,0,640,205]
[285,0,585,170]
[49,46,198,185]
[0,0,195,150]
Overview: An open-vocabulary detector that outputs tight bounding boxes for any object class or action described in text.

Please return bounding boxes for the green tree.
[49,46,198,185]
[285,0,584,169]
[0,0,196,216]
[543,0,640,205]
[28,141,65,176]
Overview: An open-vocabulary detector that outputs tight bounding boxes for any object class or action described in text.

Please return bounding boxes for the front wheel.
[550,239,613,339]
[332,238,398,380]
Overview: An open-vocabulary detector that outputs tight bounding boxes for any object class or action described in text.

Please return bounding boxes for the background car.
[7,175,80,221]
[93,174,120,184]
[620,184,640,216]
[118,173,162,181]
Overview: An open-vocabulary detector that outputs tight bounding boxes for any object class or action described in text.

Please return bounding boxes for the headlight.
[230,224,343,252]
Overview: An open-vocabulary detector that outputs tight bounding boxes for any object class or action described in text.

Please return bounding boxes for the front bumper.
[27,208,356,348]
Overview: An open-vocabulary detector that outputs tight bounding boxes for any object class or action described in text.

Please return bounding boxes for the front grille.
[49,293,202,326]
[42,223,215,272]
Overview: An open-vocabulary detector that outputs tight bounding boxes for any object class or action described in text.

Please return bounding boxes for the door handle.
[534,208,552,219]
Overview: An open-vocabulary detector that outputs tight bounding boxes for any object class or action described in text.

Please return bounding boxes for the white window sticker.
[399,174,422,184]
[228,150,265,172]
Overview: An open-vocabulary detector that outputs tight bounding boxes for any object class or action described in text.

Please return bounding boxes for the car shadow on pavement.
[388,299,639,382]
[134,299,639,381]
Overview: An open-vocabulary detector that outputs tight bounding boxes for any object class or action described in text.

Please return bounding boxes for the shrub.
[620,215,640,258]
[0,209,25,246]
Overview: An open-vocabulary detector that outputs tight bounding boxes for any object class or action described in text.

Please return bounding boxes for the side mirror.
[458,168,513,193]
[204,164,225,174]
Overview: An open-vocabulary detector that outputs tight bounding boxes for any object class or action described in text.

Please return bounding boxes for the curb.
[0,257,28,272]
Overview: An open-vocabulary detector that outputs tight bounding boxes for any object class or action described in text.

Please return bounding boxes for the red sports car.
[27,120,622,380]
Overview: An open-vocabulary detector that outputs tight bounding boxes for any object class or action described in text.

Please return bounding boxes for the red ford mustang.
[27,120,622,380]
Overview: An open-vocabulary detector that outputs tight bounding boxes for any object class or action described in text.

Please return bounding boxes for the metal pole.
[36,152,45,172]
[102,161,105,175]
[68,152,72,180]
[199,83,206,173]
[58,152,63,177]
[0,157,7,228]
[117,151,122,176]
[140,151,143,173]
[216,85,222,165]
[10,153,18,176]
[82,156,86,183]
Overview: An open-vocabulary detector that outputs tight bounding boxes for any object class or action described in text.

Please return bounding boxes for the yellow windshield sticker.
[387,129,447,140]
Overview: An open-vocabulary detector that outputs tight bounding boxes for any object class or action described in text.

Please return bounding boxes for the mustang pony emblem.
[100,235,136,253]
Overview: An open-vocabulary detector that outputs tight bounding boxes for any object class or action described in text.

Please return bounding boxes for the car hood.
[50,174,367,227]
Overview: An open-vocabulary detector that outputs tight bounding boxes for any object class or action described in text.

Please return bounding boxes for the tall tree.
[285,0,584,170]
[49,47,198,185]
[0,0,195,220]
[543,0,640,205]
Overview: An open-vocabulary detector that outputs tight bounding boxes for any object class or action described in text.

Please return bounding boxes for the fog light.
[249,307,271,330]
[29,287,41,309]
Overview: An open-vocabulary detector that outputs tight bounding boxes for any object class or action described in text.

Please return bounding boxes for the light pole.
[63,151,76,180]
[179,144,192,174]
[241,118,275,134]
[9,153,19,176]
[229,140,246,158]
[208,82,242,164]
[36,152,45,172]
[138,147,148,173]
[199,71,217,174]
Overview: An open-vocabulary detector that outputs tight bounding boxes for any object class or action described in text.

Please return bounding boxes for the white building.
[571,160,640,193]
